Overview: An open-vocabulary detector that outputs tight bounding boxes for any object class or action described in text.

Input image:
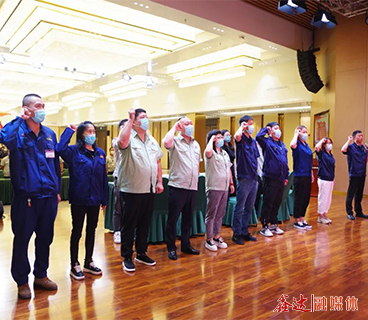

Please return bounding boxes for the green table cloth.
[222,196,258,227]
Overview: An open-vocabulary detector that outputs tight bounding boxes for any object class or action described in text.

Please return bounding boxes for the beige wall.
[314,14,368,193]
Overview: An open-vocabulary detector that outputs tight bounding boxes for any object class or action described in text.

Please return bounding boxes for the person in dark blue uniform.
[341,130,368,220]
[57,121,108,280]
[290,125,314,230]
[256,122,289,237]
[0,94,61,299]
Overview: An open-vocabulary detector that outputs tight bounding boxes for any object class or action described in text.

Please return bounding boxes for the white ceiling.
[0,0,295,116]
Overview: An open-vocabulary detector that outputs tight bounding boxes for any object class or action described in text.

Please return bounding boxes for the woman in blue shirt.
[290,125,314,230]
[57,121,108,281]
[315,137,335,224]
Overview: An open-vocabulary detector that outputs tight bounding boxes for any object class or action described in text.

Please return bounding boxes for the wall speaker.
[297,49,324,94]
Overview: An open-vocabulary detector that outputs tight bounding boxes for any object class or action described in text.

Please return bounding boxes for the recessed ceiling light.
[134,2,138,5]
[145,5,149,9]
[140,4,144,7]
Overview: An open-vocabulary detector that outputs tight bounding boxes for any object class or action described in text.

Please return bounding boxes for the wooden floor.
[0,195,367,319]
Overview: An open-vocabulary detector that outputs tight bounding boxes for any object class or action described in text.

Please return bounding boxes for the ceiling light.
[278,0,307,15]
[67,102,93,111]
[311,9,337,29]
[223,106,311,116]
[33,62,43,70]
[107,89,148,102]
[178,67,246,88]
[145,6,149,9]
[95,72,105,78]
[65,66,76,73]
[122,72,132,82]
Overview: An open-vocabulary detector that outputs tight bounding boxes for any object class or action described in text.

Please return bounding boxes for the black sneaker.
[347,214,355,220]
[356,213,368,219]
[135,253,156,266]
[70,263,84,280]
[84,261,102,275]
[232,235,245,245]
[123,258,135,272]
[294,222,306,230]
[243,233,257,241]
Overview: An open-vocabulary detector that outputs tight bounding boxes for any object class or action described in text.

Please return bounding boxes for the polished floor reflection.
[0,195,367,319]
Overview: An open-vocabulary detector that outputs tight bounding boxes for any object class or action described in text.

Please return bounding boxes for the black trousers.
[260,178,284,227]
[70,205,100,266]
[113,177,122,232]
[120,191,154,259]
[166,186,197,252]
[293,177,311,219]
[346,176,366,215]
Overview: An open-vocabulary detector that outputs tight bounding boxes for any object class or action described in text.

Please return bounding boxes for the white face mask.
[326,143,333,151]
[301,133,308,141]
[247,125,255,135]
[274,129,282,139]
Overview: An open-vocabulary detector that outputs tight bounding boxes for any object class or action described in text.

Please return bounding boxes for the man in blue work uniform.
[0,94,61,299]
[232,115,259,245]
[256,122,289,237]
[341,130,368,220]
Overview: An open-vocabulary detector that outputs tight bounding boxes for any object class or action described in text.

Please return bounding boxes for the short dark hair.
[239,115,253,125]
[118,119,128,128]
[267,122,279,128]
[135,108,146,119]
[177,115,187,122]
[76,121,96,149]
[22,93,41,107]
[206,129,222,143]
[207,129,222,153]
[353,130,362,138]
[221,129,229,135]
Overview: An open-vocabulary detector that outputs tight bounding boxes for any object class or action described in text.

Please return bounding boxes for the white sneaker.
[303,221,312,230]
[324,215,332,223]
[270,224,284,235]
[318,216,330,224]
[205,240,218,251]
[213,237,228,249]
[113,231,121,244]
[260,227,273,237]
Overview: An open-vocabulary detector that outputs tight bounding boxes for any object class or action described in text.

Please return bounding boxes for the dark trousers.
[120,191,155,259]
[293,177,311,219]
[255,175,264,213]
[113,177,122,232]
[166,186,197,252]
[11,196,58,286]
[346,176,366,215]
[260,178,284,227]
[70,205,100,266]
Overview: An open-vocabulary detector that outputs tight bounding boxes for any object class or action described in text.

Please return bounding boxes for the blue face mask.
[140,117,149,131]
[84,134,96,145]
[185,125,194,137]
[224,135,231,143]
[32,110,46,123]
[216,139,224,148]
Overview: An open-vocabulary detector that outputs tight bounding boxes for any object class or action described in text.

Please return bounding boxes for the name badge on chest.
[45,149,55,158]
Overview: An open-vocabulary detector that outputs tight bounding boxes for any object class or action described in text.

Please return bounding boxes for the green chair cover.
[62,168,69,176]
[0,170,4,178]
[223,196,258,227]
[60,176,69,200]
[104,182,115,231]
[0,178,13,204]
[148,177,169,243]
[277,172,294,222]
